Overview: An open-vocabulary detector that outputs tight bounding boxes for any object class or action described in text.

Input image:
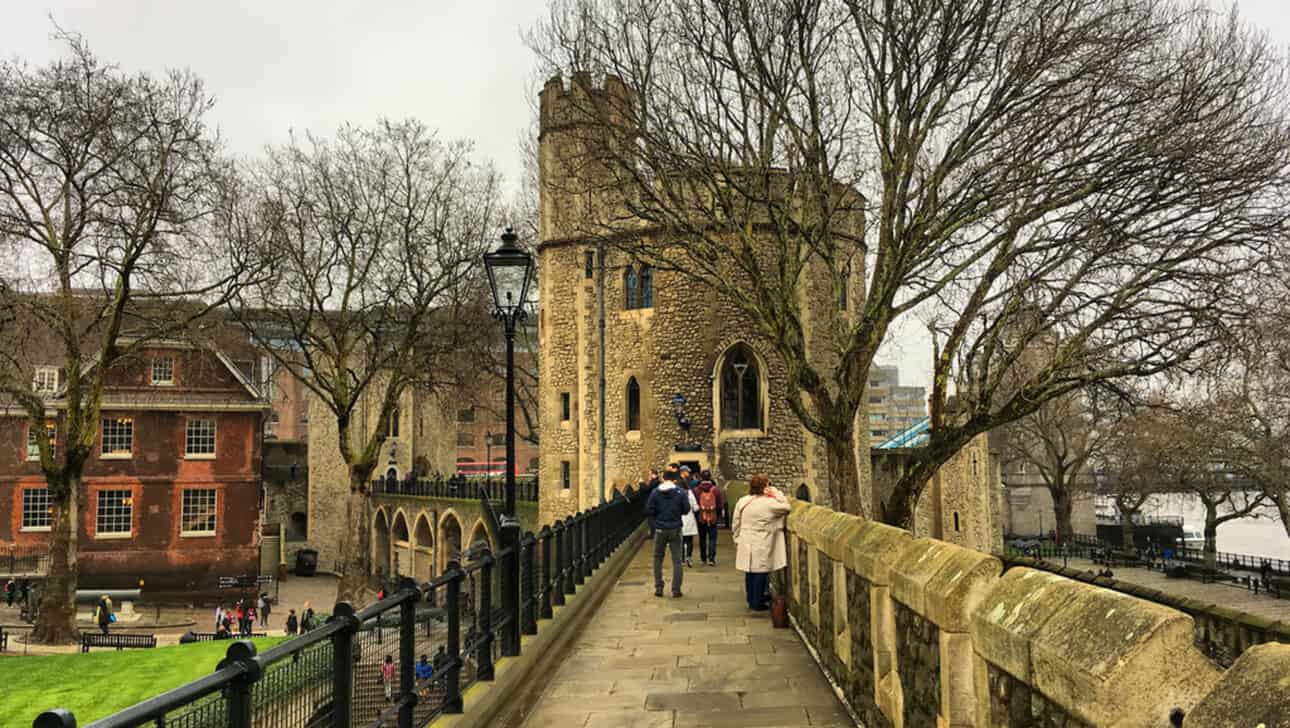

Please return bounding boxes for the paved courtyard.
[518,532,852,728]
[1060,557,1290,622]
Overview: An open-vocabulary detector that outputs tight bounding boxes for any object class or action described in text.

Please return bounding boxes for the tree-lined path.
[518,533,851,728]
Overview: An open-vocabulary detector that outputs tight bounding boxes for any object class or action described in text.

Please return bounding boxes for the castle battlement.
[539,73,634,137]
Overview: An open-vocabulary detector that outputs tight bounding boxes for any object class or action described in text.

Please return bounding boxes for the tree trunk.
[882,463,937,529]
[1203,502,1219,572]
[1274,491,1290,540]
[1118,508,1136,551]
[335,468,375,603]
[31,475,79,644]
[1050,486,1074,545]
[824,434,860,516]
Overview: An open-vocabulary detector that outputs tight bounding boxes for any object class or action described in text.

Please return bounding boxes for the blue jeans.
[744,572,769,610]
[698,523,718,562]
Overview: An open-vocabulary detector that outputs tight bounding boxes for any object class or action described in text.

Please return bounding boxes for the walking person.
[694,471,724,566]
[258,593,271,627]
[380,655,397,702]
[214,604,225,632]
[244,604,257,635]
[94,595,114,635]
[646,471,691,598]
[679,468,699,567]
[4,579,15,608]
[285,609,299,635]
[733,474,791,611]
[301,601,316,632]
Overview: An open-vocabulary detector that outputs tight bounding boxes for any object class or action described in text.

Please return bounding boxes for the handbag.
[109,613,116,623]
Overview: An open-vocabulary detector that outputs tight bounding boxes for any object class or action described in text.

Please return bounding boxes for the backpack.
[698,485,719,525]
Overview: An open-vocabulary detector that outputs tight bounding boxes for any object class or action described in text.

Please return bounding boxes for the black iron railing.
[370,474,539,504]
[5,543,49,575]
[33,485,649,728]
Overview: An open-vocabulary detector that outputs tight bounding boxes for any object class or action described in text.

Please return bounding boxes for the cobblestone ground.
[519,532,852,728]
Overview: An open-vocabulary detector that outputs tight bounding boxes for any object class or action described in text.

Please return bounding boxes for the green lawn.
[0,636,285,726]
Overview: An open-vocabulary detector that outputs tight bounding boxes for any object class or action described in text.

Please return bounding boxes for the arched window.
[624,267,638,309]
[639,266,653,308]
[387,408,400,439]
[623,265,655,310]
[626,377,641,431]
[720,344,762,430]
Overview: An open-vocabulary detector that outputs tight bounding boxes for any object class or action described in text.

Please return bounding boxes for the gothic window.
[639,265,654,308]
[387,408,400,439]
[719,344,762,430]
[624,267,638,309]
[623,264,654,310]
[584,251,595,278]
[626,377,641,432]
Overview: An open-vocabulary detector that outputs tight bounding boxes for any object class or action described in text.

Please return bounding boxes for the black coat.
[646,484,691,530]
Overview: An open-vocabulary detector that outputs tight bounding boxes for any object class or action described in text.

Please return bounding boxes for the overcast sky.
[3,0,1287,391]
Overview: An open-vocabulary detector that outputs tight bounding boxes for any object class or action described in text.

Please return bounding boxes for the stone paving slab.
[518,532,851,728]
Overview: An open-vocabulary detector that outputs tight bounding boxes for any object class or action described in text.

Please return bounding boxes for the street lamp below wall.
[483,228,532,659]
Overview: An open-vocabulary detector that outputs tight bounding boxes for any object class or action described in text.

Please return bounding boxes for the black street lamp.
[483,227,533,658]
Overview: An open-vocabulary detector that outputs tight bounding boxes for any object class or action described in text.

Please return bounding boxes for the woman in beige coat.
[733,474,791,611]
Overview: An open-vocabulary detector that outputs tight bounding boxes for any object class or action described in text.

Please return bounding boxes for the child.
[381,655,397,702]
[415,654,434,697]
[285,609,299,635]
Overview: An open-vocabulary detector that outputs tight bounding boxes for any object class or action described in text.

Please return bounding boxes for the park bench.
[180,631,268,643]
[1105,550,1144,568]
[80,632,157,653]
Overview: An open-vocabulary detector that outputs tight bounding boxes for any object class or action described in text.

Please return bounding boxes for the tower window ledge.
[717,428,767,442]
[560,420,574,431]
[618,308,655,322]
[625,430,641,441]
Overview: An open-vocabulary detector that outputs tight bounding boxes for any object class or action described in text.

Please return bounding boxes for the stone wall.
[784,501,1290,727]
[1000,553,1290,669]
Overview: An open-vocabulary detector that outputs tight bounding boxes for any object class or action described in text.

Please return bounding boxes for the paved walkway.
[1061,557,1290,621]
[519,532,851,728]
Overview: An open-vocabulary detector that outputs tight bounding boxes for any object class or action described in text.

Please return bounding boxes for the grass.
[0,636,286,726]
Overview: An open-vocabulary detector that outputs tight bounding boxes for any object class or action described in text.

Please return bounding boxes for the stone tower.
[535,74,862,525]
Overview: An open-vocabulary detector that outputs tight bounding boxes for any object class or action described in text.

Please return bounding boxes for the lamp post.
[483,227,533,658]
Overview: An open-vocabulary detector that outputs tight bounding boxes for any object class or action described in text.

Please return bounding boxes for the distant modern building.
[866,365,927,444]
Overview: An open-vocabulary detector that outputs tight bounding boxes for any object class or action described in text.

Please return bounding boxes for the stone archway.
[413,512,435,583]
[373,508,391,578]
[468,520,492,551]
[391,510,412,579]
[438,511,463,573]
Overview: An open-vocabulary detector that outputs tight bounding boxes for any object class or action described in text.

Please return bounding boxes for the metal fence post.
[563,517,577,595]
[521,532,538,635]
[553,520,568,606]
[328,602,358,728]
[398,593,417,728]
[476,553,495,681]
[217,641,261,728]
[501,523,521,658]
[573,512,587,587]
[443,561,463,714]
[539,526,554,619]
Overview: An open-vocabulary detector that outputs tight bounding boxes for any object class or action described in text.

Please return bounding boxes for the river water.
[1133,494,1290,561]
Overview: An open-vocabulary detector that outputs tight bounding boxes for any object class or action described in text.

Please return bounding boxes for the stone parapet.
[783,501,1289,727]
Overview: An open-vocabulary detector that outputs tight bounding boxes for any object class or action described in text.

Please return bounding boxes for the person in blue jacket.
[646,470,692,598]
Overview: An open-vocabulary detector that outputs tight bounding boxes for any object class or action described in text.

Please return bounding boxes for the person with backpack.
[94,595,114,635]
[285,609,299,635]
[4,579,15,607]
[694,472,725,566]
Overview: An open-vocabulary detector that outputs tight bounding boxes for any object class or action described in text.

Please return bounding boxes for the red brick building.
[0,342,269,596]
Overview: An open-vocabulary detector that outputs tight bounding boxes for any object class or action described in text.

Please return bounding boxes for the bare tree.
[529,0,1290,523]
[0,35,250,643]
[225,120,501,601]
[1000,386,1117,543]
